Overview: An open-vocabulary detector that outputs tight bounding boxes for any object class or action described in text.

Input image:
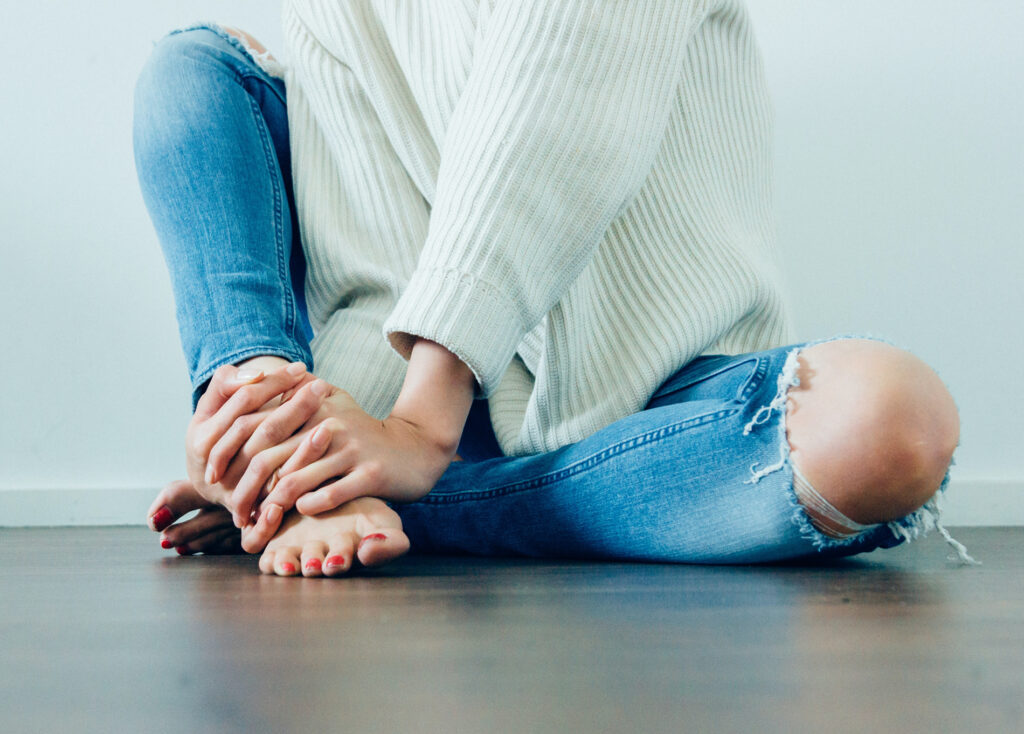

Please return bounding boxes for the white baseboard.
[0,487,158,527]
[932,479,1022,526]
[0,480,1020,527]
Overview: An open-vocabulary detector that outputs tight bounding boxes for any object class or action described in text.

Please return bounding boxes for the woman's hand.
[235,338,476,553]
[183,359,313,510]
[235,382,458,553]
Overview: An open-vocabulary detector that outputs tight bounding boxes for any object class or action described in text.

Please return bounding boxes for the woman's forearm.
[389,337,476,456]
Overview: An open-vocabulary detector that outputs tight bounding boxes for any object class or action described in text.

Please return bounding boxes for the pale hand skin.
[146,354,314,546]
[165,338,475,554]
[180,356,317,513]
[236,338,476,553]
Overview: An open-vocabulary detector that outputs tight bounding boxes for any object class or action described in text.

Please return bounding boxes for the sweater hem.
[382,266,528,399]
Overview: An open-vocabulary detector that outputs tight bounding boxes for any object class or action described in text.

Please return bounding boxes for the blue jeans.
[133,25,314,409]
[133,26,956,564]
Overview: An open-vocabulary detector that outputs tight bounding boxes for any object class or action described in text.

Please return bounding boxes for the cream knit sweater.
[281,0,794,457]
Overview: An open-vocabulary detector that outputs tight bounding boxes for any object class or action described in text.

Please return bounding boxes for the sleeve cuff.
[382,266,527,399]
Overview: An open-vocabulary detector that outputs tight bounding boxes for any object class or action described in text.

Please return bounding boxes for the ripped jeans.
[132,24,970,565]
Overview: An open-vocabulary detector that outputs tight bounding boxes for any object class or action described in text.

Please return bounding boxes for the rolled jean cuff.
[191,345,314,411]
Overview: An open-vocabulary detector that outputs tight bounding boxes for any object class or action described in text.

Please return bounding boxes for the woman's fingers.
[294,465,381,516]
[230,433,305,528]
[264,447,353,515]
[193,364,265,422]
[204,412,266,485]
[241,502,285,554]
[219,379,331,487]
[191,362,308,462]
[250,379,331,453]
[277,419,334,477]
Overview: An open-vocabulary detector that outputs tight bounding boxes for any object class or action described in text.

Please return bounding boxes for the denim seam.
[652,355,766,406]
[737,356,769,403]
[242,91,297,345]
[421,406,740,505]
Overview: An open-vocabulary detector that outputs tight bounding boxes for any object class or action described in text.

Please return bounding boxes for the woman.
[133,1,974,577]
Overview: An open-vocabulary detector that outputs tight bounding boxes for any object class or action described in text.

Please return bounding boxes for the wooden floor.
[1,527,1021,733]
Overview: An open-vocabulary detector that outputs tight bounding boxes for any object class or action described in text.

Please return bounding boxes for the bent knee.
[138,27,217,81]
[133,27,247,157]
[135,27,244,105]
[785,338,959,528]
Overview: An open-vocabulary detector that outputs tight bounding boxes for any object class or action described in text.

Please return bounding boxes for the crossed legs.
[135,26,963,575]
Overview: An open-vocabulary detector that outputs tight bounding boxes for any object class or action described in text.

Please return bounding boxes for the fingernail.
[312,425,330,447]
[151,506,173,532]
[325,555,346,569]
[286,362,307,376]
[310,379,328,398]
[266,504,282,524]
[305,558,322,571]
[280,562,296,574]
[160,538,173,550]
[358,533,388,550]
[176,544,191,556]
[204,464,216,485]
[234,369,263,383]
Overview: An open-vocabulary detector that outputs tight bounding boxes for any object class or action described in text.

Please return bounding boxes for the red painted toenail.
[325,555,346,568]
[358,533,387,550]
[305,558,322,571]
[280,562,296,574]
[152,506,173,532]
[176,544,191,556]
[160,538,174,550]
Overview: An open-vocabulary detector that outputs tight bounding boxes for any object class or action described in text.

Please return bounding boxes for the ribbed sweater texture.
[280,0,794,457]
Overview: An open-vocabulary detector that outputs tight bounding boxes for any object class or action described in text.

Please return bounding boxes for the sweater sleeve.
[382,0,711,398]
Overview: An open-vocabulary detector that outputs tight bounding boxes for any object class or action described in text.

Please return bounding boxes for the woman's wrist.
[389,337,476,455]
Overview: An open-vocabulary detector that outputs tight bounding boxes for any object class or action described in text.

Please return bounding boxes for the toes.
[273,546,301,577]
[259,549,276,575]
[198,527,244,555]
[249,498,408,578]
[300,541,328,577]
[323,534,358,577]
[355,529,411,568]
[148,479,214,532]
[160,506,235,551]
[171,527,238,556]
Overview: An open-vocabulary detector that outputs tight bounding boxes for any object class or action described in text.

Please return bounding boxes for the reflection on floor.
[1,526,1020,733]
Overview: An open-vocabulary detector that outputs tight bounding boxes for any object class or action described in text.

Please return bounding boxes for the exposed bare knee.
[220,25,276,62]
[785,338,959,531]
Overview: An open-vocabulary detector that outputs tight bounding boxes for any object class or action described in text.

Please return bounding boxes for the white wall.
[1,1,1021,525]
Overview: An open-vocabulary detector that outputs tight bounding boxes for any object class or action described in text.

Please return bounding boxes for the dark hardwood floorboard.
[1,526,1021,733]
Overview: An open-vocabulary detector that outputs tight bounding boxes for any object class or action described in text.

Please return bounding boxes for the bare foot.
[147,479,241,555]
[258,497,410,578]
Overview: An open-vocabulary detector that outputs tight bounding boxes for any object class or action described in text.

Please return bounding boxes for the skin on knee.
[220,26,276,62]
[784,339,960,529]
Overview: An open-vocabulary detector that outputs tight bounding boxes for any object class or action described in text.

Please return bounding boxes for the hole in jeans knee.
[790,458,879,539]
